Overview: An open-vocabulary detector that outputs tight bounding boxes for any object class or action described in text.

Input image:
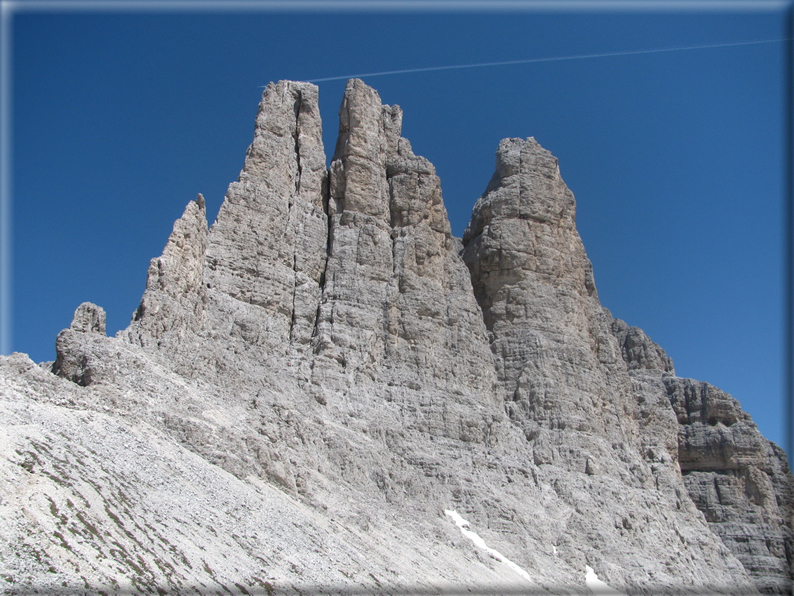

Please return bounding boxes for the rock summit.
[2,80,791,595]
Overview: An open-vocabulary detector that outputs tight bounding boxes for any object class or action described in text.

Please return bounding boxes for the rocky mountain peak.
[242,80,326,204]
[2,79,791,595]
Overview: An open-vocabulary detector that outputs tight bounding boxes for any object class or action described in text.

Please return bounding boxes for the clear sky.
[5,2,791,455]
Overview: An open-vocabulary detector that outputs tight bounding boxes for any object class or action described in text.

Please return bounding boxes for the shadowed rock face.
[666,377,794,594]
[4,79,791,595]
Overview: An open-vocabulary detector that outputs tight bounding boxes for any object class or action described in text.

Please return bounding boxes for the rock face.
[668,377,794,594]
[51,302,107,385]
[313,79,498,399]
[462,137,635,452]
[2,80,791,596]
[126,195,208,352]
[203,81,328,355]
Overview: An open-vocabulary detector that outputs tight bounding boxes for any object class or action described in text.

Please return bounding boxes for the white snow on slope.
[444,509,533,583]
[585,564,625,595]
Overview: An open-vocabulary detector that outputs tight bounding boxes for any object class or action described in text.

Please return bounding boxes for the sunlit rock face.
[2,79,791,596]
[460,137,683,504]
[462,137,638,452]
[203,80,329,356]
[312,79,499,402]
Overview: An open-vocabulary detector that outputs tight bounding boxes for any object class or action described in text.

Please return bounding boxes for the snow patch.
[585,565,625,595]
[444,509,533,583]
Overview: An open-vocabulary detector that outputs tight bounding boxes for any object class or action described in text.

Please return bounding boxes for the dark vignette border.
[0,585,777,596]
[1,2,792,596]
[784,0,794,474]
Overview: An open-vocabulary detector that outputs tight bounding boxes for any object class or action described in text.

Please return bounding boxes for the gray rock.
[51,302,107,385]
[204,80,328,356]
[3,80,790,595]
[666,377,794,594]
[462,135,791,593]
[608,322,794,594]
[69,302,106,334]
[312,79,499,403]
[125,194,208,351]
[462,137,640,459]
[611,318,675,373]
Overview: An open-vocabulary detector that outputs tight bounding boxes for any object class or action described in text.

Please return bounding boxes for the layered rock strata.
[668,377,794,594]
[1,79,791,595]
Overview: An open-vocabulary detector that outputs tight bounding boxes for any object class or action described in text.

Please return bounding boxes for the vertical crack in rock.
[292,89,303,198]
[289,251,299,344]
[204,81,328,356]
[311,79,396,384]
[289,84,329,352]
[288,89,304,345]
[311,194,333,347]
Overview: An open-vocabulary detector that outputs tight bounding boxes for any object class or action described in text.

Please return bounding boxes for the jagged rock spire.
[463,137,622,435]
[204,81,328,353]
[313,79,498,404]
[125,194,208,348]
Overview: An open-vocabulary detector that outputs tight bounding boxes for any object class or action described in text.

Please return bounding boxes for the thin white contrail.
[301,37,788,83]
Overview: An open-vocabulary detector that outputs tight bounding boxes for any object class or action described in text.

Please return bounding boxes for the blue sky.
[5,2,790,455]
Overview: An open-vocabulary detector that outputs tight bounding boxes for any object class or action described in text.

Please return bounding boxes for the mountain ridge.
[1,79,791,595]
